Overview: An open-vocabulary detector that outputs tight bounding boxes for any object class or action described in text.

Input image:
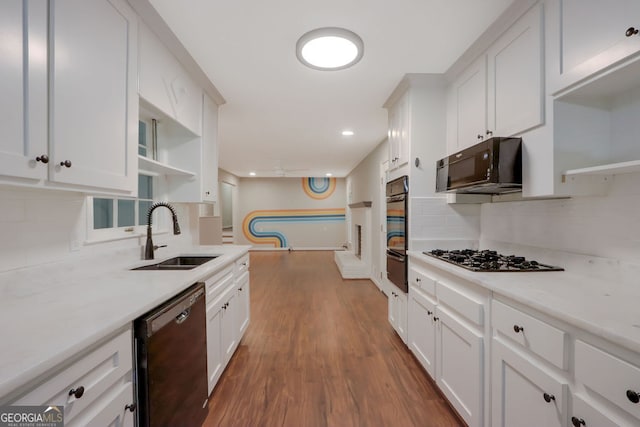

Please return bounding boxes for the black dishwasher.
[134,283,208,427]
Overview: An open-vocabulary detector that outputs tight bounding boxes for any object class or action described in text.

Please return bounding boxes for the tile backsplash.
[410,196,481,250]
[0,186,197,272]
[481,174,640,262]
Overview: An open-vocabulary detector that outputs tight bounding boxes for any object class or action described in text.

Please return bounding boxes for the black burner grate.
[423,249,564,272]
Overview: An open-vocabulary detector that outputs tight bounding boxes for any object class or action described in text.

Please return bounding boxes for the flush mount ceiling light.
[342,130,355,136]
[296,27,364,71]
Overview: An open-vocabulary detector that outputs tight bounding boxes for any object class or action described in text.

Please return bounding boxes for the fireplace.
[355,225,362,259]
[334,201,372,279]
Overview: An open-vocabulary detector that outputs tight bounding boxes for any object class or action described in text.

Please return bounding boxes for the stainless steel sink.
[132,255,218,271]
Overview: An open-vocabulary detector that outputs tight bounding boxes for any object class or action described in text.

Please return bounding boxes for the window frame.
[85,173,168,243]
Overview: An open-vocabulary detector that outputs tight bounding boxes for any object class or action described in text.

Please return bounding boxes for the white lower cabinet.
[491,338,567,427]
[437,306,484,426]
[204,254,251,395]
[408,285,437,377]
[407,261,487,427]
[8,327,134,427]
[235,270,251,338]
[388,287,408,343]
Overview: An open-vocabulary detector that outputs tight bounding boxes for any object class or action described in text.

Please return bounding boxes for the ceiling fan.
[254,162,309,177]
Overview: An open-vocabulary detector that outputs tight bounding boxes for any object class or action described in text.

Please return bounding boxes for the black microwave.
[435,137,522,194]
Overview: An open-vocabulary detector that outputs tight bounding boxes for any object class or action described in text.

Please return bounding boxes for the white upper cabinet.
[0,0,137,195]
[387,90,410,171]
[447,56,487,152]
[49,0,138,194]
[446,2,543,154]
[201,94,219,203]
[486,2,543,138]
[549,0,640,95]
[138,22,202,136]
[0,1,47,181]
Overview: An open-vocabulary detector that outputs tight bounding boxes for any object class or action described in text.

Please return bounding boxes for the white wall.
[481,173,640,262]
[346,140,388,286]
[0,186,199,272]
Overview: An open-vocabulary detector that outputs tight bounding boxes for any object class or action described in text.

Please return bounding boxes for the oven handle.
[387,194,406,203]
[386,250,405,262]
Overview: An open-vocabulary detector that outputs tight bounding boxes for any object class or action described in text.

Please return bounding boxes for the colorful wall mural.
[302,177,336,200]
[238,177,346,249]
[242,208,346,248]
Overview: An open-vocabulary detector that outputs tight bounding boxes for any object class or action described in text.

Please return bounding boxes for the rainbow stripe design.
[242,208,346,248]
[387,209,405,247]
[302,177,336,200]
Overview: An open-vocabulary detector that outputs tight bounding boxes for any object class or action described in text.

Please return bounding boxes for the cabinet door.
[388,290,398,329]
[235,273,250,338]
[408,287,436,377]
[387,91,409,169]
[68,382,134,427]
[436,307,483,427]
[450,56,487,152]
[487,2,543,137]
[222,291,238,363]
[0,0,47,180]
[206,301,224,395]
[491,339,567,427]
[551,0,640,93]
[397,291,408,344]
[50,0,137,193]
[202,94,218,202]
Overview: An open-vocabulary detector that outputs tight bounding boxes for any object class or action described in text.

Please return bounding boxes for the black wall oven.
[386,175,408,293]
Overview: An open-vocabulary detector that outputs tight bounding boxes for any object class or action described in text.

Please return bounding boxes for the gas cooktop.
[423,249,564,272]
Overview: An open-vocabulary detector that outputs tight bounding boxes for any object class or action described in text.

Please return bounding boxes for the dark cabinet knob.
[205,191,210,195]
[486,130,493,137]
[427,310,433,316]
[416,277,421,282]
[35,155,49,164]
[626,27,639,37]
[125,403,136,412]
[543,392,555,403]
[571,416,585,427]
[477,134,484,140]
[513,325,524,333]
[627,389,640,403]
[60,160,72,168]
[433,316,439,322]
[69,386,85,399]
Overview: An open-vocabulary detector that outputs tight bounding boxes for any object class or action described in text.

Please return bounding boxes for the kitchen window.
[87,174,166,242]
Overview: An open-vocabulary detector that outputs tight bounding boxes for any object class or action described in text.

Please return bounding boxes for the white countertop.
[408,250,640,355]
[0,244,250,402]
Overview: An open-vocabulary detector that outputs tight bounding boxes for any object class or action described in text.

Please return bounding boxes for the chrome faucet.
[144,202,181,260]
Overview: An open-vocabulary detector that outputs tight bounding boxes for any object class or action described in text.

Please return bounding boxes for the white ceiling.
[149,0,513,178]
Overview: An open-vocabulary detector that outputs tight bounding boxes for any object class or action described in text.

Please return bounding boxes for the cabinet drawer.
[436,280,484,326]
[575,340,640,420]
[12,328,132,424]
[408,268,436,298]
[492,299,566,369]
[571,393,621,427]
[235,254,250,275]
[205,265,234,302]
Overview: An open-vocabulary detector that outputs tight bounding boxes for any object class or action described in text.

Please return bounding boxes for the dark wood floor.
[204,251,462,427]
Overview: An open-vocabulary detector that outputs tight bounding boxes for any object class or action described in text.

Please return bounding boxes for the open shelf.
[138,155,196,177]
[563,160,640,177]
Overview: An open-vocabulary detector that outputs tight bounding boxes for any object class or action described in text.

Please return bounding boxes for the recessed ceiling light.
[342,130,354,136]
[326,173,333,177]
[296,27,364,71]
[249,172,256,176]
